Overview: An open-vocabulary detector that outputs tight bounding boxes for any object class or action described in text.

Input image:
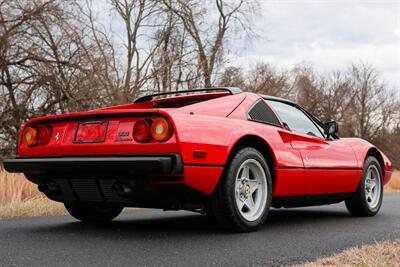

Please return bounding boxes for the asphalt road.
[1,195,399,267]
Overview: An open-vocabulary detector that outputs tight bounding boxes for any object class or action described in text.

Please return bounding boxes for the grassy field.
[294,240,400,267]
[384,170,400,193]
[0,171,66,219]
[0,170,399,219]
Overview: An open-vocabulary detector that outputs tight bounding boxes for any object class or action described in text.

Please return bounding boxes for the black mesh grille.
[71,179,103,202]
[99,179,125,202]
[248,100,281,126]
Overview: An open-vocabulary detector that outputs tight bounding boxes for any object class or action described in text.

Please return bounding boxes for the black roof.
[260,94,296,105]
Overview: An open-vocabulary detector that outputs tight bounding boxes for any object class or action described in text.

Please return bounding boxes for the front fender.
[347,138,394,184]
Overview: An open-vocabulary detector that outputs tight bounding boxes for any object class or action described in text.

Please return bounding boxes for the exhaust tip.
[112,183,134,197]
[38,180,60,196]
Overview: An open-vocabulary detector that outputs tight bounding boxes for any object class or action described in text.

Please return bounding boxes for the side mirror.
[324,121,338,137]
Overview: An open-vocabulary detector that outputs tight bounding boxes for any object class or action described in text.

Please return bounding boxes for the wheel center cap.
[245,185,251,195]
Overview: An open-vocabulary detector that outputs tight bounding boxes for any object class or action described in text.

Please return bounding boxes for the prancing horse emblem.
[55,132,60,142]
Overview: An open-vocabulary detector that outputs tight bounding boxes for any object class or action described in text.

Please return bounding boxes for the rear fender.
[171,114,272,166]
[172,114,296,195]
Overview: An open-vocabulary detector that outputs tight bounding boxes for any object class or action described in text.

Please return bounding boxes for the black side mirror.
[324,121,338,138]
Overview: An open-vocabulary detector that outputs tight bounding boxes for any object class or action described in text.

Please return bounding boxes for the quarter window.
[248,100,281,126]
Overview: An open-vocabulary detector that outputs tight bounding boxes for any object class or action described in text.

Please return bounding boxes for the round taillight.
[23,127,38,147]
[133,119,152,143]
[151,118,172,142]
[37,125,52,146]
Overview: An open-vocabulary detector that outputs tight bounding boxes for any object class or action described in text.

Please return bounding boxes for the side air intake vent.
[248,100,281,126]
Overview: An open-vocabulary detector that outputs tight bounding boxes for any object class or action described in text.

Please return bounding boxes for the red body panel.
[19,115,180,157]
[183,166,223,195]
[344,138,394,184]
[289,133,361,194]
[273,169,307,196]
[16,92,393,196]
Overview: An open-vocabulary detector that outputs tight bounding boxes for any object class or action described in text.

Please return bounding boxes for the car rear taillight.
[151,118,172,142]
[23,127,38,147]
[133,119,152,143]
[37,125,52,146]
[133,118,173,143]
[23,125,52,147]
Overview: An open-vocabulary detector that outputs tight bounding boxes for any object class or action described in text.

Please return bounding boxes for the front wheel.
[345,156,383,216]
[64,202,123,222]
[210,147,272,232]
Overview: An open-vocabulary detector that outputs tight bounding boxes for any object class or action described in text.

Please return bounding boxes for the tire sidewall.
[64,202,123,222]
[226,147,272,229]
[360,157,383,215]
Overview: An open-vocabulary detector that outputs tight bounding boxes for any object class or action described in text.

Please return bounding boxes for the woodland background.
[1,0,399,166]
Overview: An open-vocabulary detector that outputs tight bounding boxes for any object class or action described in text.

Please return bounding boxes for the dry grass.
[294,240,400,267]
[0,199,66,219]
[384,170,400,193]
[0,171,66,219]
[0,171,43,204]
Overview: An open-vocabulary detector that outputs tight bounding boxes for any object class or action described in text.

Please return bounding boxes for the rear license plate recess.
[73,121,108,143]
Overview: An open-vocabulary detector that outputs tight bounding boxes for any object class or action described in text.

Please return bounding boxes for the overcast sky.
[230,0,400,89]
[99,0,400,89]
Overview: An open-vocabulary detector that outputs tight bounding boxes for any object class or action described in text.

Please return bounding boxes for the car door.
[266,100,361,195]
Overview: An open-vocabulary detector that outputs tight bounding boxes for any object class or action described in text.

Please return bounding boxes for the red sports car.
[4,88,394,231]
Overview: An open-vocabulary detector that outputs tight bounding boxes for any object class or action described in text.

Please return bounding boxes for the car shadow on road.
[20,206,358,238]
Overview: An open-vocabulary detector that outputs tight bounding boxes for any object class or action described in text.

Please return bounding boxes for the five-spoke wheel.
[346,156,383,216]
[364,164,382,210]
[234,159,268,222]
[210,147,272,232]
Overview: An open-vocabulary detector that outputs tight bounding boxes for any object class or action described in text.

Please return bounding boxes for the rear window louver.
[248,100,281,127]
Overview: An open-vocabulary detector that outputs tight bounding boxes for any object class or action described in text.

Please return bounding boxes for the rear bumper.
[3,155,222,198]
[3,154,183,175]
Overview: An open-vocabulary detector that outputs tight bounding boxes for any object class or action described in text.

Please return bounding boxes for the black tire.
[345,156,383,216]
[64,202,123,222]
[210,147,272,232]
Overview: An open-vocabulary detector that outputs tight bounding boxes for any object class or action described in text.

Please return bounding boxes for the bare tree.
[151,7,201,92]
[219,66,246,88]
[0,1,398,168]
[163,0,257,88]
[247,63,292,98]
[292,64,326,118]
[110,0,164,101]
[79,0,122,105]
[348,63,394,141]
[0,0,120,157]
[293,64,356,135]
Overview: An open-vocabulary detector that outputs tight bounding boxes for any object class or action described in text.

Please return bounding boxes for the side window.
[248,99,282,127]
[266,100,324,138]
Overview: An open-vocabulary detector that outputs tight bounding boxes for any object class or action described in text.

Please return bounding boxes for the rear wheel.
[210,147,272,232]
[345,156,383,216]
[64,202,123,222]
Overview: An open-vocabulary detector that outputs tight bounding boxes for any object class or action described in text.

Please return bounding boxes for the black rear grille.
[71,179,103,201]
[99,179,125,202]
[38,177,133,202]
[248,100,281,126]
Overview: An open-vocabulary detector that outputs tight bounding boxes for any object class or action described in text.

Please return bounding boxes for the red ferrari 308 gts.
[4,88,394,231]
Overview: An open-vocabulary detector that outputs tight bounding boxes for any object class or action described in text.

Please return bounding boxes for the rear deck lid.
[18,109,179,157]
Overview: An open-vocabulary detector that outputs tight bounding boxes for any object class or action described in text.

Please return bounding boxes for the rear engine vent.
[248,100,281,126]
